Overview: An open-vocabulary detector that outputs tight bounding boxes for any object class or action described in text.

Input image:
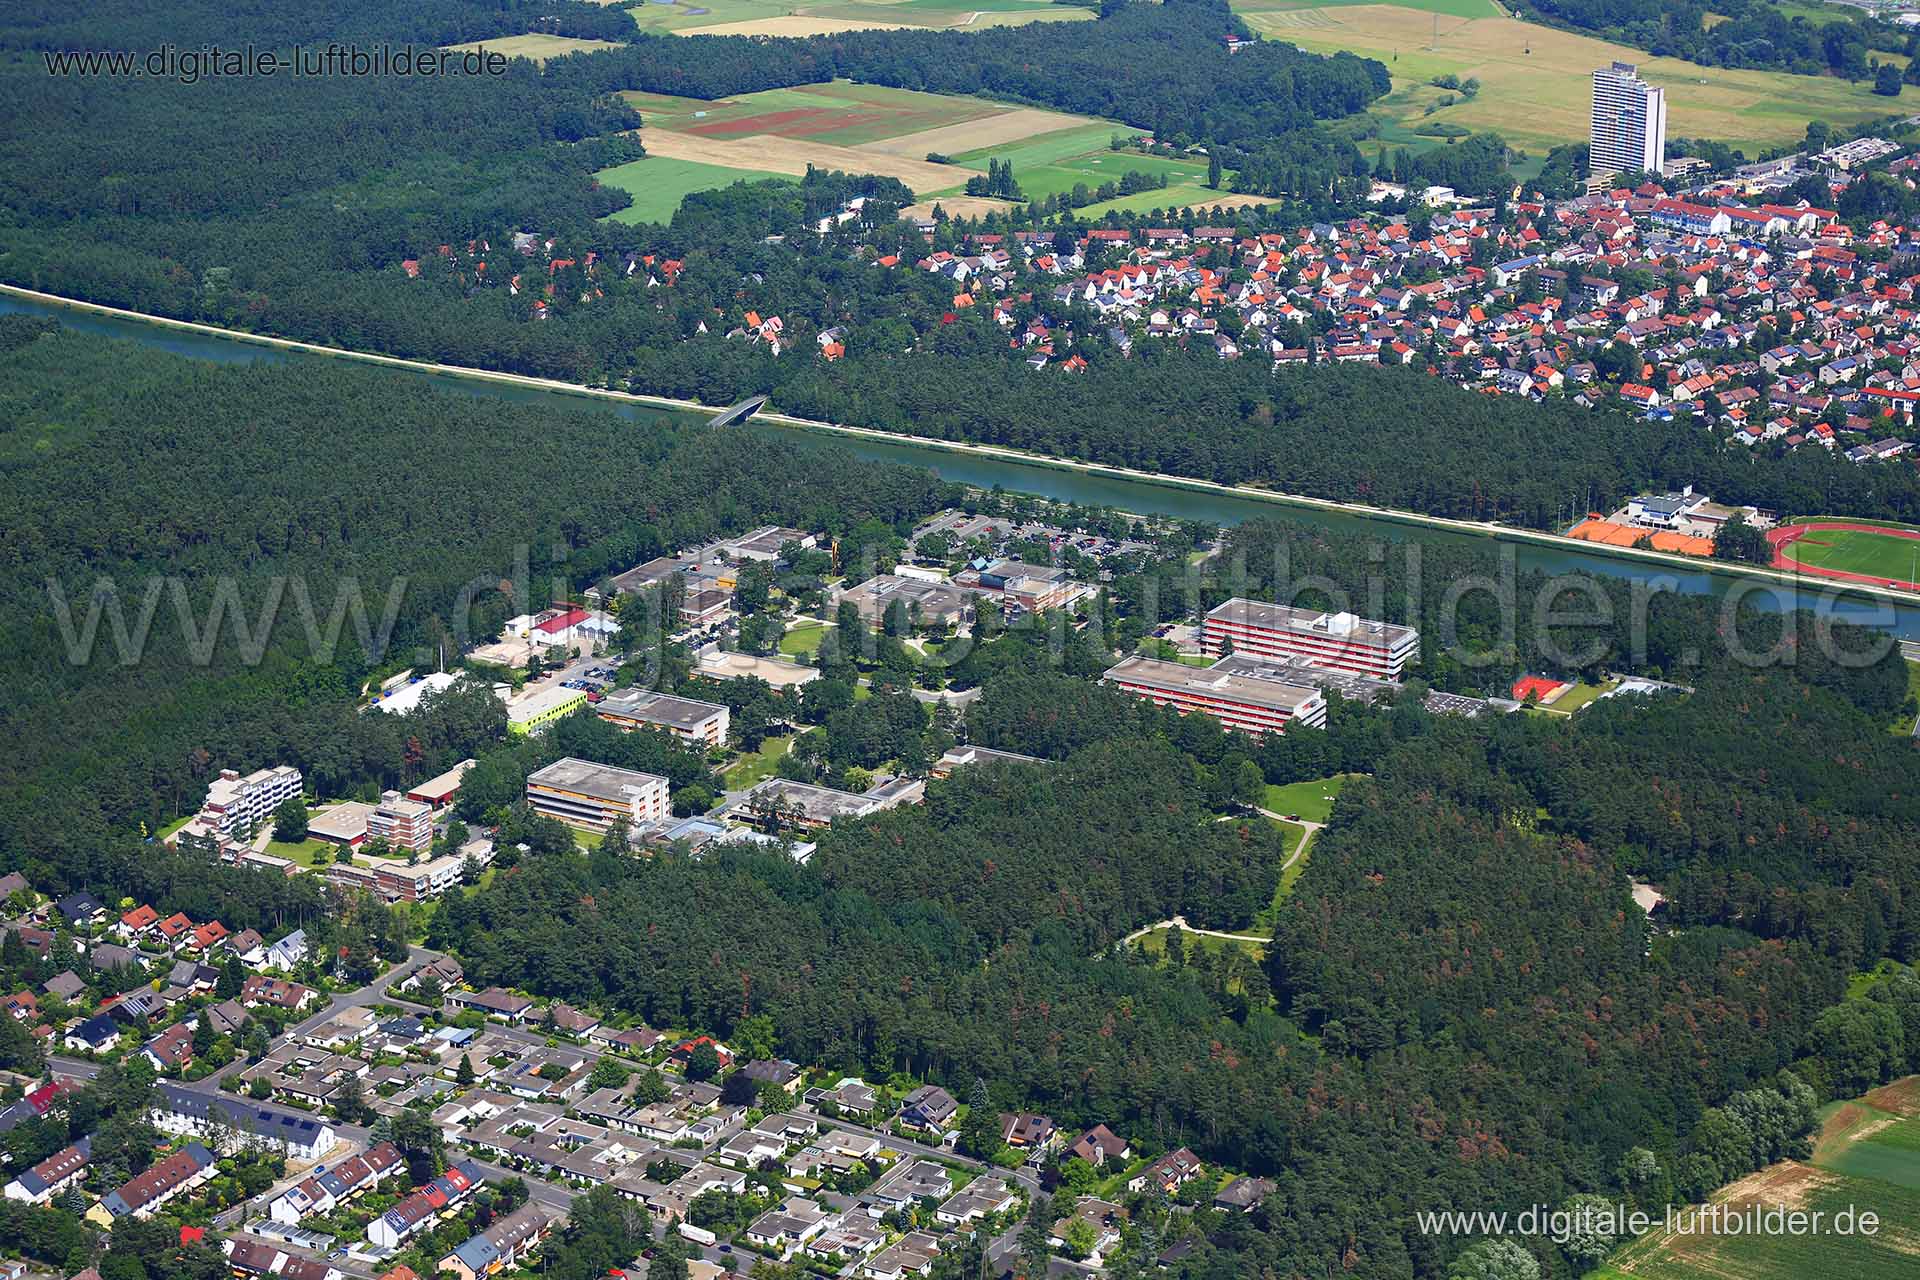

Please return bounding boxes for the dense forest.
[0,323,951,878]
[543,0,1389,150]
[0,0,638,49]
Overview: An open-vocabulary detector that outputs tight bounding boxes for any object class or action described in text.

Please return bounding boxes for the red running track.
[1766,521,1920,592]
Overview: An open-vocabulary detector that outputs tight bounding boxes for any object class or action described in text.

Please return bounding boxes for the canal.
[5,292,1916,638]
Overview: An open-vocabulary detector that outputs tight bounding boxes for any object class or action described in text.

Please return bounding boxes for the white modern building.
[1102,656,1327,738]
[525,757,670,831]
[1202,600,1419,679]
[1589,61,1666,188]
[199,765,303,838]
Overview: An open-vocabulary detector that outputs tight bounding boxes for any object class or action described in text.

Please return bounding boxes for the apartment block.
[1102,656,1327,737]
[199,765,303,837]
[1202,599,1418,679]
[525,757,669,831]
[1589,61,1666,187]
[367,790,434,853]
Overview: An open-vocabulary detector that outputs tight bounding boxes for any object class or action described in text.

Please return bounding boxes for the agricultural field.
[604,77,1262,218]
[598,155,795,224]
[623,0,1095,35]
[604,79,1113,216]
[439,33,627,61]
[1240,4,1899,155]
[1602,1078,1920,1280]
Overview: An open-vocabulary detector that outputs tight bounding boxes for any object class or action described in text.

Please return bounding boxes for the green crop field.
[1781,526,1920,582]
[1605,1080,1920,1280]
[951,122,1135,171]
[1243,4,1901,155]
[597,156,794,223]
[625,81,1006,147]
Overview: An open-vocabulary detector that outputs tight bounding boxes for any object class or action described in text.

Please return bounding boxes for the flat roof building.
[595,690,730,748]
[931,745,1048,777]
[723,779,884,830]
[1103,656,1326,737]
[838,575,971,627]
[1203,599,1418,679]
[697,649,819,687]
[200,765,302,838]
[367,790,434,854]
[526,758,669,831]
[308,802,376,849]
[408,759,476,810]
[1204,651,1400,706]
[506,685,587,736]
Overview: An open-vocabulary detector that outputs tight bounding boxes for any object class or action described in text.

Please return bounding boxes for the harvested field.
[637,128,976,192]
[863,108,1100,159]
[1247,5,1899,154]
[680,15,913,34]
[440,33,625,61]
[902,195,1018,219]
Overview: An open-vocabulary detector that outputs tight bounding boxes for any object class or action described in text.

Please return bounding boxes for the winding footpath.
[1126,811,1324,946]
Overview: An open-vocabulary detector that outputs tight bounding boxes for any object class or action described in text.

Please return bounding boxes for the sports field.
[627,0,1094,34]
[440,33,627,61]
[1601,1077,1920,1280]
[598,155,795,223]
[1769,520,1920,591]
[1241,4,1899,155]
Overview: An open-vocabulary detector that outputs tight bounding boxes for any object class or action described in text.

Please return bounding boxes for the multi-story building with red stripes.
[1202,599,1418,679]
[1102,656,1326,738]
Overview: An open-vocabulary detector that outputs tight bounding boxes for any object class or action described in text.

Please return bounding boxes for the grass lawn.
[724,735,794,790]
[155,814,194,840]
[1250,818,1312,935]
[1781,526,1920,582]
[1532,678,1617,716]
[1245,5,1903,155]
[1261,773,1356,824]
[1074,183,1273,217]
[574,829,604,851]
[1135,924,1267,964]
[597,156,794,223]
[266,838,342,867]
[779,622,828,658]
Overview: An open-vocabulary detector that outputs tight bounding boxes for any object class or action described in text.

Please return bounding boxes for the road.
[11,283,1915,610]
